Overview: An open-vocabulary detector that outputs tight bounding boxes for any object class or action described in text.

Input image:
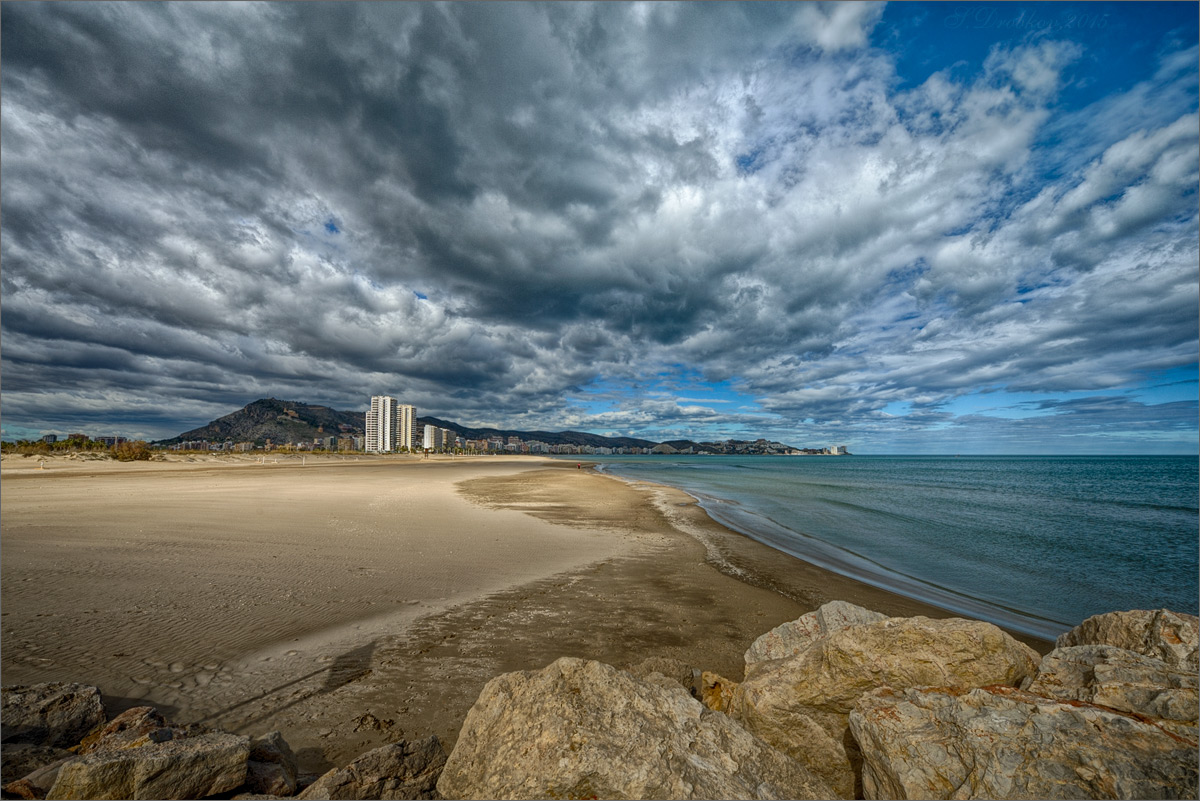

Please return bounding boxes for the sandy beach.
[1,453,1051,775]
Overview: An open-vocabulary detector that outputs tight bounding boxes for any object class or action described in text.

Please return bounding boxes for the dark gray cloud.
[1,2,1196,451]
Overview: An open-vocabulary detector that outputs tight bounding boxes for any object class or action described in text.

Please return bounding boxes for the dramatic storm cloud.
[2,1,1197,452]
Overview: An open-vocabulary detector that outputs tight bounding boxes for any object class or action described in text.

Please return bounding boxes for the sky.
[1,2,1197,454]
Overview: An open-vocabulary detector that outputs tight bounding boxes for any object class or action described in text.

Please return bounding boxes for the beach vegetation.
[112,440,153,461]
[1,439,155,461]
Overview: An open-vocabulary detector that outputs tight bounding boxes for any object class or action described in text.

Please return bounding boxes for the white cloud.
[0,3,1195,448]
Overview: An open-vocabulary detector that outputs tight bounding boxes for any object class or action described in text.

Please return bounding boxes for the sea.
[574,454,1198,641]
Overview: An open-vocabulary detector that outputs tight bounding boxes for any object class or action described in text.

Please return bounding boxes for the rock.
[3,777,43,800]
[729,615,1040,798]
[1057,608,1199,672]
[352,713,394,732]
[75,706,171,754]
[3,751,76,800]
[46,730,250,800]
[1,684,105,748]
[246,730,299,797]
[437,656,836,800]
[1026,644,1199,740]
[850,685,1200,800]
[744,601,887,674]
[1,744,72,784]
[699,671,738,713]
[627,656,699,696]
[297,737,445,800]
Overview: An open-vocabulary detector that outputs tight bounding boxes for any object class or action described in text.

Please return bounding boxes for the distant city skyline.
[2,3,1196,454]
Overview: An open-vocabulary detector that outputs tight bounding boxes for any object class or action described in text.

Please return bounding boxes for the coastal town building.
[366,395,399,452]
[365,396,420,452]
[398,404,416,452]
[420,426,455,451]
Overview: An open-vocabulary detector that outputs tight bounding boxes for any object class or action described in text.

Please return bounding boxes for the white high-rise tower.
[397,404,415,452]
[366,395,398,452]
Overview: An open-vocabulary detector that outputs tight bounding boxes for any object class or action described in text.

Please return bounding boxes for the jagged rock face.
[296,737,445,801]
[75,706,171,754]
[436,657,836,801]
[744,600,888,673]
[46,731,250,800]
[1027,644,1199,740]
[730,615,1041,798]
[1,684,105,749]
[851,685,1200,800]
[1057,608,1199,672]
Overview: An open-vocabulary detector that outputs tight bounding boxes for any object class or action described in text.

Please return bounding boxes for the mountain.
[157,398,364,446]
[156,398,803,453]
[155,399,660,449]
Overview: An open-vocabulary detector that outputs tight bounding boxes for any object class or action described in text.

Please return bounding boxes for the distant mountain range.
[156,397,805,454]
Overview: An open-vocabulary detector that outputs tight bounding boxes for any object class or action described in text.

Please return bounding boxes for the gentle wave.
[581,455,1199,639]
[691,489,1072,640]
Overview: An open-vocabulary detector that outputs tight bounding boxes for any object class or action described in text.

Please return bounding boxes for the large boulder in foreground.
[744,600,887,675]
[1,684,105,749]
[247,730,300,797]
[851,685,1199,800]
[1026,644,1199,740]
[1057,608,1199,672]
[3,706,182,800]
[437,657,835,800]
[297,737,444,800]
[46,730,250,800]
[729,615,1040,798]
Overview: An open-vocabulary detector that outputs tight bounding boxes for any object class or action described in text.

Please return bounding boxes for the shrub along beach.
[1,453,1196,799]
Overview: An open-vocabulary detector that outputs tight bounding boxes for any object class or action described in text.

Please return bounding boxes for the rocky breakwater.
[2,604,1196,800]
[440,602,1197,801]
[849,608,1199,800]
[0,687,444,800]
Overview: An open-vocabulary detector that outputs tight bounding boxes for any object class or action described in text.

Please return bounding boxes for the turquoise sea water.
[577,455,1198,640]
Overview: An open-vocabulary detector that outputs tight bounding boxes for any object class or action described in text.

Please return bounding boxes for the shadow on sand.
[195,641,376,731]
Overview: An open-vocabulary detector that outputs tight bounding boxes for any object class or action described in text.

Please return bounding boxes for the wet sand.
[0,453,1051,774]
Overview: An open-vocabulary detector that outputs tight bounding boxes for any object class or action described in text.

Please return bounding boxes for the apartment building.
[366,396,420,452]
[366,395,398,452]
[398,404,416,452]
